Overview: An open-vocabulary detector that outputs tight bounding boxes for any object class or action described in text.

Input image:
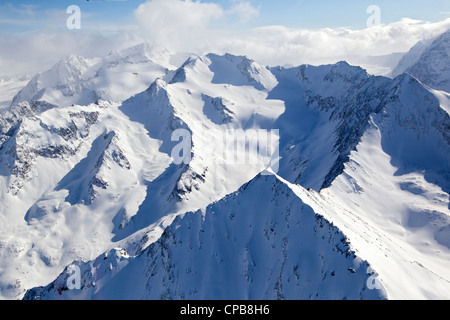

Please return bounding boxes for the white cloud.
[160,17,450,71]
[134,0,261,52]
[134,0,224,51]
[227,1,260,23]
[239,18,450,66]
[133,0,450,70]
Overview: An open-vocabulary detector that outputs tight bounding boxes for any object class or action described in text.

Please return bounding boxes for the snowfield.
[0,33,449,300]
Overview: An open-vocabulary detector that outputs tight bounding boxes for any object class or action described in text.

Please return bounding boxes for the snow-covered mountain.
[0,32,449,300]
[304,74,450,299]
[392,30,450,93]
[11,43,174,107]
[24,172,385,300]
[390,37,436,78]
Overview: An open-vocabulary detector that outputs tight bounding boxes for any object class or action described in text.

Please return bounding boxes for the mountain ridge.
[24,172,386,300]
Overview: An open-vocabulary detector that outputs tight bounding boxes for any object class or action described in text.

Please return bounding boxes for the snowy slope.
[113,53,285,242]
[269,62,392,190]
[24,172,386,300]
[390,38,435,78]
[288,76,450,299]
[393,30,450,93]
[0,100,172,299]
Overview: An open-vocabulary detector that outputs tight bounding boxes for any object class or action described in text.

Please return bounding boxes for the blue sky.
[1,0,450,34]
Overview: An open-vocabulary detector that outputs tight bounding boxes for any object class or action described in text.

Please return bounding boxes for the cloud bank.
[133,0,450,70]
